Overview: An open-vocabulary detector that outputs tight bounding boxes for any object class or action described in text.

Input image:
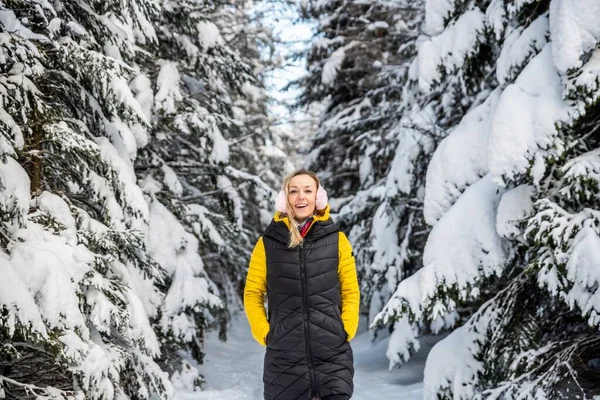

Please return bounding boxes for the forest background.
[0,0,599,399]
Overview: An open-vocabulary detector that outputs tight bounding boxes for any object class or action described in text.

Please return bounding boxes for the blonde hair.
[281,169,321,248]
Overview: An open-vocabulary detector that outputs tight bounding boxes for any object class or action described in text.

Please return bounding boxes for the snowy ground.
[177,315,437,400]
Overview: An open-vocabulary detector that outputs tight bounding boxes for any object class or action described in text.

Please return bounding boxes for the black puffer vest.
[262,217,354,400]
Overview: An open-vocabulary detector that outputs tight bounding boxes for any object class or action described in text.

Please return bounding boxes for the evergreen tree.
[219,0,295,224]
[0,0,280,395]
[130,0,288,386]
[0,0,179,398]
[133,0,248,373]
[376,0,600,397]
[258,0,318,166]
[297,0,441,351]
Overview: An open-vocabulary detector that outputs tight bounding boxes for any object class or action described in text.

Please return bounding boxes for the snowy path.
[177,315,434,400]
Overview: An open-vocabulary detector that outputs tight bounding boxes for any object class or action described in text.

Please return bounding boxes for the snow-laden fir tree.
[0,0,284,395]
[219,0,296,222]
[376,0,600,397]
[0,0,194,398]
[297,0,434,338]
[254,0,320,165]
[132,0,247,381]
[132,1,287,386]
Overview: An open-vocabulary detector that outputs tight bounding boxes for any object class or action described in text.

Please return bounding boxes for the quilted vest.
[262,217,354,400]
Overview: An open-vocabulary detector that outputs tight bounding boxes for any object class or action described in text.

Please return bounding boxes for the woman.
[244,169,360,400]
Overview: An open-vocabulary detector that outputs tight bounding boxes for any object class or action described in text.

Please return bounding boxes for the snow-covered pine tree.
[254,0,318,166]
[376,0,600,397]
[297,0,440,345]
[219,0,295,223]
[133,2,284,385]
[0,0,185,398]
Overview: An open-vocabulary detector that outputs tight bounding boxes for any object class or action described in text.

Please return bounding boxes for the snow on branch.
[374,174,507,326]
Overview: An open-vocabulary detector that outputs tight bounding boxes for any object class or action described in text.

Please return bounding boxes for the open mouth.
[295,204,308,209]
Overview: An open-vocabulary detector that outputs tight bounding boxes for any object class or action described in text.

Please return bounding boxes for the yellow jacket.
[243,207,360,346]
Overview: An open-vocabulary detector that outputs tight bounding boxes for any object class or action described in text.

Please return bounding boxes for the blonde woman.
[244,169,360,400]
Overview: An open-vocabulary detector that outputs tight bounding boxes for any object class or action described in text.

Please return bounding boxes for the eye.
[289,189,297,194]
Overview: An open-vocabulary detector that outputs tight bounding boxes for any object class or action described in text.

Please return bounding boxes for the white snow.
[124,285,161,356]
[376,174,507,325]
[526,197,600,327]
[0,157,30,232]
[386,122,431,197]
[496,14,549,85]
[96,137,149,232]
[47,17,62,35]
[187,204,226,247]
[130,2,158,45]
[172,360,203,391]
[312,36,344,50]
[368,21,389,31]
[0,107,24,151]
[561,147,600,196]
[67,21,87,36]
[126,261,163,319]
[368,201,405,291]
[145,198,222,341]
[424,0,455,36]
[485,0,506,39]
[197,21,225,49]
[424,89,501,224]
[418,8,485,92]
[564,227,600,326]
[175,109,230,163]
[36,191,76,228]
[359,144,375,186]
[176,34,200,59]
[496,185,534,239]
[110,75,149,124]
[429,310,458,335]
[104,116,139,164]
[0,10,49,41]
[386,317,420,370]
[10,221,92,333]
[422,324,480,400]
[129,73,154,104]
[177,315,430,400]
[569,48,600,99]
[155,61,183,115]
[217,175,243,227]
[104,43,123,60]
[549,0,600,73]
[209,127,230,164]
[321,46,346,85]
[241,82,264,102]
[488,45,571,184]
[0,251,47,337]
[162,163,183,197]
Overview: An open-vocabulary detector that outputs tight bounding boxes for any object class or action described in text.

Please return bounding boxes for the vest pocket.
[266,327,271,346]
[266,310,276,346]
[331,304,347,340]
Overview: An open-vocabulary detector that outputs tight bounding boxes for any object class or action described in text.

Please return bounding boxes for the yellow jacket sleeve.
[338,232,360,341]
[243,237,270,346]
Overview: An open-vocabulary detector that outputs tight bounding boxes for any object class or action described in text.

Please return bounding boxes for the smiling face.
[287,174,318,222]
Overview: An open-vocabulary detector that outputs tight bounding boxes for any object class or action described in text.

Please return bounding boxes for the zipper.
[299,242,319,398]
